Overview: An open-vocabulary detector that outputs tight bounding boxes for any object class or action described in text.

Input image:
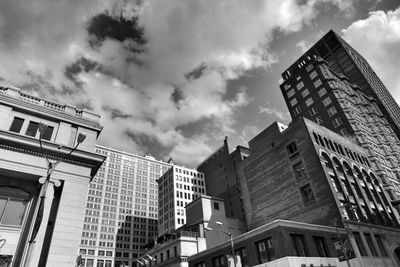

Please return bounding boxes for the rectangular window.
[301,88,310,98]
[364,233,378,257]
[374,235,388,257]
[290,98,298,107]
[97,260,104,267]
[9,117,24,133]
[318,87,327,97]
[309,107,318,116]
[322,97,332,107]
[86,259,94,267]
[293,161,307,180]
[327,106,337,117]
[39,125,54,140]
[306,64,314,72]
[309,70,318,80]
[286,142,298,158]
[305,97,314,107]
[256,238,275,263]
[315,116,323,124]
[235,247,249,267]
[212,255,226,267]
[353,232,367,256]
[294,106,301,116]
[300,184,315,204]
[296,81,304,90]
[313,236,329,257]
[287,88,295,98]
[332,117,343,128]
[214,202,220,210]
[25,121,39,137]
[313,79,322,88]
[194,263,206,267]
[290,234,309,256]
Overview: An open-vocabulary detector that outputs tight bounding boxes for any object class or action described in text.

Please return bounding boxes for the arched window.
[0,187,30,226]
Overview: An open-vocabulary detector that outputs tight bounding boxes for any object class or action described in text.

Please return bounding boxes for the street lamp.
[206,221,236,267]
[24,123,86,266]
[334,203,357,267]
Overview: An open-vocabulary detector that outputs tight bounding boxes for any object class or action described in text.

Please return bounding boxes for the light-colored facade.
[0,84,105,266]
[78,146,171,267]
[158,166,206,237]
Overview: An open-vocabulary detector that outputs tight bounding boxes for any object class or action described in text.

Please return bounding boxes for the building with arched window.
[0,85,105,266]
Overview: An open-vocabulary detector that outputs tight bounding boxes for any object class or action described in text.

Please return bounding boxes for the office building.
[281,30,400,139]
[0,84,105,266]
[197,137,249,220]
[236,118,400,266]
[280,56,400,201]
[158,165,206,237]
[78,146,171,267]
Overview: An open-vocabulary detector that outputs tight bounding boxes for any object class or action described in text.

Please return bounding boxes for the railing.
[20,93,41,104]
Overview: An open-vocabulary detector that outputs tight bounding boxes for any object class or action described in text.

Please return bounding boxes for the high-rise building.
[197,137,249,220]
[0,85,105,267]
[280,55,400,201]
[281,30,400,139]
[78,146,171,267]
[158,165,206,236]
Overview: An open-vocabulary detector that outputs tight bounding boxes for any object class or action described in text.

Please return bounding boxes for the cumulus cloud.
[259,105,291,121]
[342,7,400,104]
[0,0,358,166]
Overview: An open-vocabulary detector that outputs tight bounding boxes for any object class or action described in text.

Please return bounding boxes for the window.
[309,70,318,80]
[235,247,249,267]
[364,233,378,257]
[97,260,104,267]
[214,202,220,210]
[313,79,322,88]
[294,106,301,115]
[301,89,310,98]
[300,184,315,204]
[327,106,337,117]
[313,236,329,257]
[290,234,309,256]
[9,117,24,133]
[322,97,332,107]
[287,89,295,98]
[286,142,298,158]
[332,117,343,128]
[290,98,298,107]
[98,250,105,256]
[305,97,314,107]
[318,87,327,97]
[256,238,275,263]
[296,81,304,90]
[41,126,54,141]
[0,187,29,226]
[309,107,318,116]
[293,161,307,180]
[374,235,388,257]
[212,255,226,267]
[315,116,323,124]
[105,260,112,267]
[86,259,94,267]
[306,64,314,72]
[353,232,367,256]
[25,121,39,137]
[194,262,206,267]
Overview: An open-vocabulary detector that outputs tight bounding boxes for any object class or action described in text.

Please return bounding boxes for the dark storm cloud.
[65,57,99,87]
[87,12,146,48]
[184,64,208,81]
[170,86,185,109]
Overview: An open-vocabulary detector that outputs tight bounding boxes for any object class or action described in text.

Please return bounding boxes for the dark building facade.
[190,118,400,267]
[280,55,400,202]
[197,137,249,221]
[281,30,400,140]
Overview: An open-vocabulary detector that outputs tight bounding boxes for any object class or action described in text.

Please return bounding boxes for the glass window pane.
[9,117,25,133]
[0,197,7,218]
[41,126,54,141]
[25,121,39,137]
[2,199,28,226]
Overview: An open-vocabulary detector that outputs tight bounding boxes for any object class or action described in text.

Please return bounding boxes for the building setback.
[79,146,171,267]
[197,137,249,221]
[158,165,206,237]
[0,85,105,266]
[280,55,400,201]
[281,29,400,140]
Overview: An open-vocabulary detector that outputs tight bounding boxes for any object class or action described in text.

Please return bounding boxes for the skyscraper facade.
[280,52,400,202]
[158,165,206,236]
[281,30,400,139]
[79,145,171,267]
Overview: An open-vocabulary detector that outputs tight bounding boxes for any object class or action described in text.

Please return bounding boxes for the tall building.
[197,137,249,221]
[0,85,105,266]
[78,146,171,267]
[158,165,206,236]
[281,30,400,139]
[280,56,400,202]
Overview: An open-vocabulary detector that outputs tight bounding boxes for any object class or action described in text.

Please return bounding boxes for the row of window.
[9,117,54,140]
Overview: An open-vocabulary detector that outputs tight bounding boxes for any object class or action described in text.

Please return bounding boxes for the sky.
[0,0,399,167]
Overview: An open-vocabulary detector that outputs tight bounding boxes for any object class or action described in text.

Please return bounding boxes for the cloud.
[0,0,358,166]
[239,125,261,146]
[259,105,291,121]
[342,7,400,104]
